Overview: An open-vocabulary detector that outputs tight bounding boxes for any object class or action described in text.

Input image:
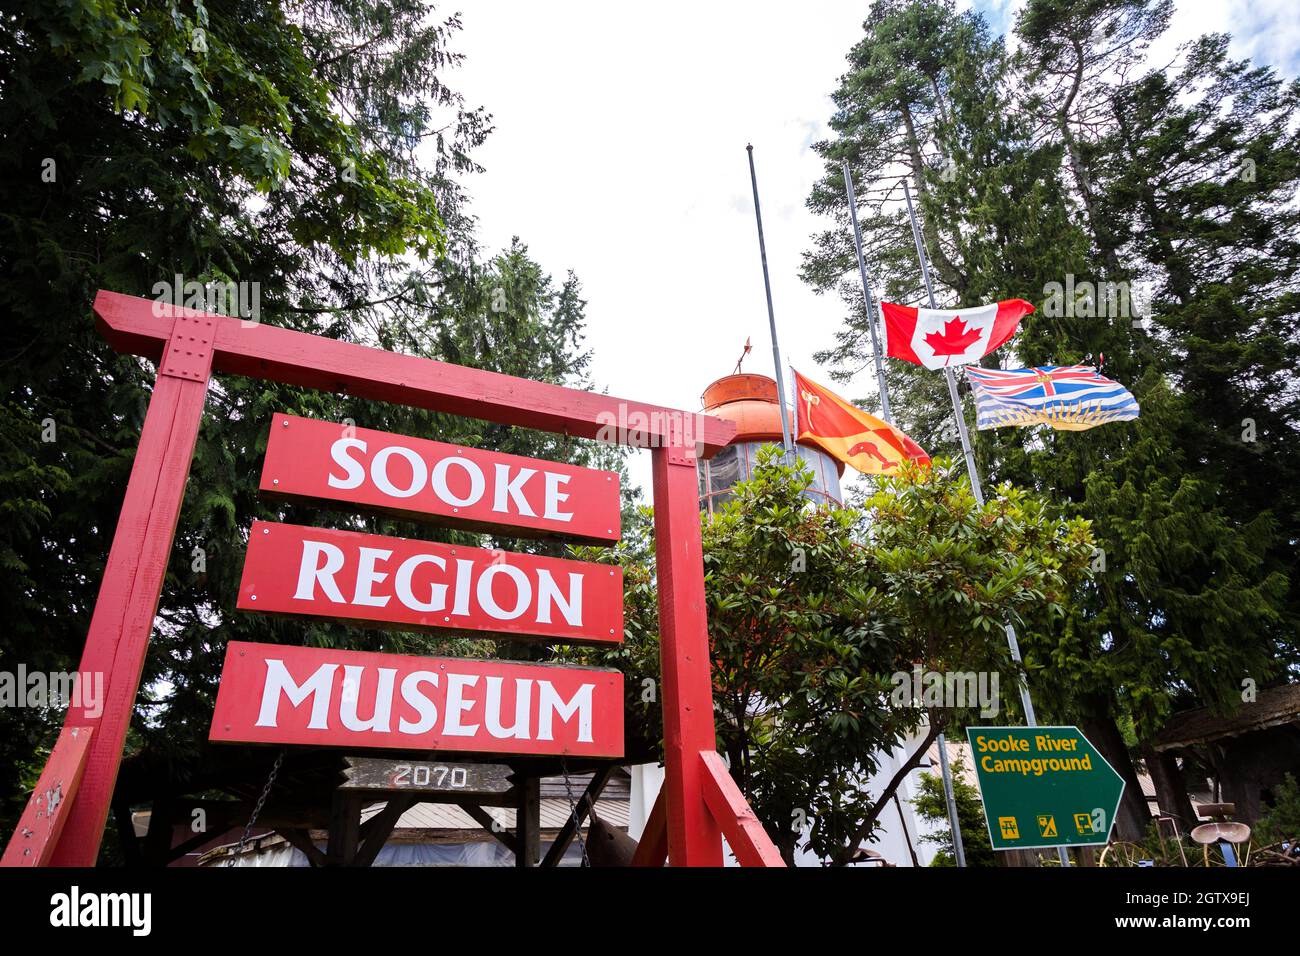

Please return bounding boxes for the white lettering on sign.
[255,659,337,730]
[240,520,622,645]
[289,538,585,627]
[326,436,572,521]
[252,658,595,743]
[263,415,619,542]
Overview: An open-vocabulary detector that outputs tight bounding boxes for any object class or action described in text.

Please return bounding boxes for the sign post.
[3,290,783,867]
[967,726,1126,852]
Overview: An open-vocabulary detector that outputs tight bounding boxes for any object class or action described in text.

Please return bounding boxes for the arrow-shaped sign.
[966,726,1125,851]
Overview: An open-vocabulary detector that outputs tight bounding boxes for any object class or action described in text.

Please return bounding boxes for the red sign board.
[238,521,624,645]
[210,641,623,757]
[261,413,621,543]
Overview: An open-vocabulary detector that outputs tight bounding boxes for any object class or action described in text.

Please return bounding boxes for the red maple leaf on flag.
[924,317,983,357]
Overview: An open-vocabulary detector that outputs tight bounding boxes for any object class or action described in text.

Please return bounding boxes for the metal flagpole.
[746,144,795,457]
[844,164,966,867]
[901,176,1070,868]
[870,177,959,869]
[842,162,892,424]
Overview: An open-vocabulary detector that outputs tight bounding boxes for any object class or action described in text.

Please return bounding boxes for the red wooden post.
[651,443,724,866]
[44,313,215,865]
[0,725,94,866]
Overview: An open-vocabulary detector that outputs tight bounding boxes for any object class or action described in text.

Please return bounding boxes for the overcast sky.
[448,0,1300,496]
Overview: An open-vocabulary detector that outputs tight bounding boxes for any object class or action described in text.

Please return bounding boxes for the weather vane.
[733,336,752,374]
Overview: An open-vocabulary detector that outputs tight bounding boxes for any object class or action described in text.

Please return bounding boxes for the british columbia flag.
[964,364,1140,431]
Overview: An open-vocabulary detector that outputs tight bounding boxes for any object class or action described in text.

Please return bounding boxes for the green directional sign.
[966,725,1125,850]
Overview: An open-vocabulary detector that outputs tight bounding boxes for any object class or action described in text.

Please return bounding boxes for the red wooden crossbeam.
[92,291,734,455]
[2,290,786,868]
[629,789,669,867]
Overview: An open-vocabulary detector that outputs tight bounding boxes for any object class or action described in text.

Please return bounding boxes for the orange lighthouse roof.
[701,372,845,475]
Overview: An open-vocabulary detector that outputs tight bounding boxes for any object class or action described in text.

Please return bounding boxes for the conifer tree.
[804,0,1300,837]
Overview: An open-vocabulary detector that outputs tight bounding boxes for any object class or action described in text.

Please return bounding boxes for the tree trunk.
[1056,38,1123,275]
[898,101,967,296]
[831,718,942,866]
[1141,744,1196,833]
[1078,702,1150,841]
[998,848,1041,868]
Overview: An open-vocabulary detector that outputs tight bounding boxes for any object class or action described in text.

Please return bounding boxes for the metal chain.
[230,750,284,866]
[559,756,588,866]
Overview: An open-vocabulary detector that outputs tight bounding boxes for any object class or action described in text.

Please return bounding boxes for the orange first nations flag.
[793,370,930,475]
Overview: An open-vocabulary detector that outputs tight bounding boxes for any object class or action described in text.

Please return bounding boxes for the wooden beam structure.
[539,764,615,868]
[326,792,362,867]
[0,725,94,866]
[515,777,541,867]
[699,751,786,867]
[462,805,517,856]
[91,291,733,455]
[353,796,416,868]
[652,443,725,866]
[277,828,328,868]
[630,790,669,867]
[2,290,784,868]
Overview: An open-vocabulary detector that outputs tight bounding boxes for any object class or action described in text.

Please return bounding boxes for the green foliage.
[912,762,995,866]
[1255,774,1300,845]
[582,447,1092,863]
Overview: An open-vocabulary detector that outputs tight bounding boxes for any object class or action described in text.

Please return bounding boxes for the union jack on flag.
[964,364,1140,431]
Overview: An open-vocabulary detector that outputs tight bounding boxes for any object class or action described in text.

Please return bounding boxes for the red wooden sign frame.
[2,290,783,867]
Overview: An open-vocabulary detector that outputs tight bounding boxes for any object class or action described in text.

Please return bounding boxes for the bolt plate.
[160,313,218,382]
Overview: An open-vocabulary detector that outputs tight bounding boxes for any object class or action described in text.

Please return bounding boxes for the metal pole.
[897,177,968,868]
[901,175,1070,868]
[842,162,892,424]
[935,734,967,867]
[901,179,982,499]
[844,168,964,866]
[746,144,795,457]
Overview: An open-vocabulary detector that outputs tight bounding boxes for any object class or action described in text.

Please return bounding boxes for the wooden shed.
[1150,684,1300,824]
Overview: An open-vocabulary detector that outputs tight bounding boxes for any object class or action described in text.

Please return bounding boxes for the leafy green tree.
[804,0,1300,839]
[580,449,1093,865]
[1255,773,1300,846]
[912,761,994,866]
[0,0,626,846]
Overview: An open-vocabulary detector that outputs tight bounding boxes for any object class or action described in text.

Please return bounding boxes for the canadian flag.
[880,299,1034,370]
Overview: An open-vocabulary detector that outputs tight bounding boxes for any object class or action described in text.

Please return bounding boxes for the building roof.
[1151,684,1300,752]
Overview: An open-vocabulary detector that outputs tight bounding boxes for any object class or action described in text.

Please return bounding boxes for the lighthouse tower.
[698,372,844,515]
